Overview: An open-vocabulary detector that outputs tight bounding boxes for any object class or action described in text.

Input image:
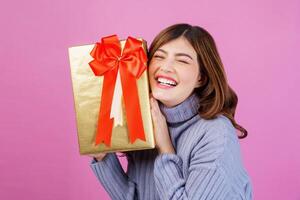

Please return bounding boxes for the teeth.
[157,77,177,86]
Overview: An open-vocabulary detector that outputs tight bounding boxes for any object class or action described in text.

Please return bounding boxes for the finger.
[88,153,106,157]
[152,99,162,116]
[150,97,154,109]
[150,105,157,122]
[151,102,158,116]
[151,98,159,114]
[152,98,159,109]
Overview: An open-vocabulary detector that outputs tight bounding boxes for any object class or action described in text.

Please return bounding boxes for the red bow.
[89,35,147,146]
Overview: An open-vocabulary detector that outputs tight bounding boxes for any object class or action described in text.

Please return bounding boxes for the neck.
[158,93,200,124]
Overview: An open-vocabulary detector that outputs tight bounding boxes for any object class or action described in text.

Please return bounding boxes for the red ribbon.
[89,35,147,146]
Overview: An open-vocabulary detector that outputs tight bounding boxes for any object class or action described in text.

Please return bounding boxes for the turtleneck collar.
[158,93,200,124]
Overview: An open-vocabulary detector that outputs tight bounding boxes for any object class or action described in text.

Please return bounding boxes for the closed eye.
[153,55,164,59]
[177,60,189,64]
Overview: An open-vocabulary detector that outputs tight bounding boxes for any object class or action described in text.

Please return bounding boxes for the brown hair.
[148,23,247,139]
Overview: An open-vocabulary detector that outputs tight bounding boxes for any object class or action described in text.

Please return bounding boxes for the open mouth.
[155,76,178,88]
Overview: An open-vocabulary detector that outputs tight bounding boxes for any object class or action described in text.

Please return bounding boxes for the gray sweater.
[90,93,252,199]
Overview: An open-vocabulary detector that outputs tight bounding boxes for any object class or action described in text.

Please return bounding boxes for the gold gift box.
[68,38,155,155]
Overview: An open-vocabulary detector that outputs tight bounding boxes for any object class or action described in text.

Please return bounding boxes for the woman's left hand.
[150,96,175,155]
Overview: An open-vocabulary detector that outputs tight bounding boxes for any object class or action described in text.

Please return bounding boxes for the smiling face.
[149,37,201,107]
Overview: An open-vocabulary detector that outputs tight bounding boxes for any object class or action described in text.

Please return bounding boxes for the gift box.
[68,35,155,155]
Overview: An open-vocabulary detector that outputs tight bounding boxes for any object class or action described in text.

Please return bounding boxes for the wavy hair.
[148,23,247,138]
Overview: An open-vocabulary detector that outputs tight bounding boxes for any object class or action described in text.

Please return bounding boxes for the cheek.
[148,62,158,77]
[177,68,199,86]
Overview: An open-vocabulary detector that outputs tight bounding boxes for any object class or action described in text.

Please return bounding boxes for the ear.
[195,76,202,88]
[195,81,201,88]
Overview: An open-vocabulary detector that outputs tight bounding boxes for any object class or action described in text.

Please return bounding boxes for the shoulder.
[202,115,236,137]
[188,115,237,168]
[188,114,235,143]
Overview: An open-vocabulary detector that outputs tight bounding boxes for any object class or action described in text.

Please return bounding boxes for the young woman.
[89,23,252,200]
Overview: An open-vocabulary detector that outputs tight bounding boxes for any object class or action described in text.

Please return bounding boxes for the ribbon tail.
[96,113,114,146]
[95,68,118,146]
[120,66,146,143]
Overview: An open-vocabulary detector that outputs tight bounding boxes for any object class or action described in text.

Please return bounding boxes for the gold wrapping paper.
[68,39,155,155]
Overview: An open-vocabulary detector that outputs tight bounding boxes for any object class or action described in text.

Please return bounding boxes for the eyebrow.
[156,49,194,61]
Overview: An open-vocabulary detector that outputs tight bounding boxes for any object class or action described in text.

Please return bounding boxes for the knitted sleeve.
[153,122,232,200]
[90,153,138,200]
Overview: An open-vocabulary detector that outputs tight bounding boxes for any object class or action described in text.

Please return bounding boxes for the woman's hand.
[150,96,175,155]
[88,153,107,162]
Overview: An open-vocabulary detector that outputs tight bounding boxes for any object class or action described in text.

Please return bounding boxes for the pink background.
[1,0,299,199]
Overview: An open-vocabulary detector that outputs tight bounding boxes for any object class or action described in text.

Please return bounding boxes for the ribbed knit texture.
[90,93,252,200]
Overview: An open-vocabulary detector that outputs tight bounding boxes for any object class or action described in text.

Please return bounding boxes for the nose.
[158,59,175,73]
[160,66,172,73]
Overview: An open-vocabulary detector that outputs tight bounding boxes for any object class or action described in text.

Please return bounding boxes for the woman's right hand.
[88,153,107,162]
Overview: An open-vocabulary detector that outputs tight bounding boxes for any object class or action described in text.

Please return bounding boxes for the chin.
[152,90,168,101]
[151,90,176,107]
[151,90,164,100]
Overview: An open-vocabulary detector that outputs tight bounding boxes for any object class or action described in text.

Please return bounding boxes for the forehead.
[157,37,197,57]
